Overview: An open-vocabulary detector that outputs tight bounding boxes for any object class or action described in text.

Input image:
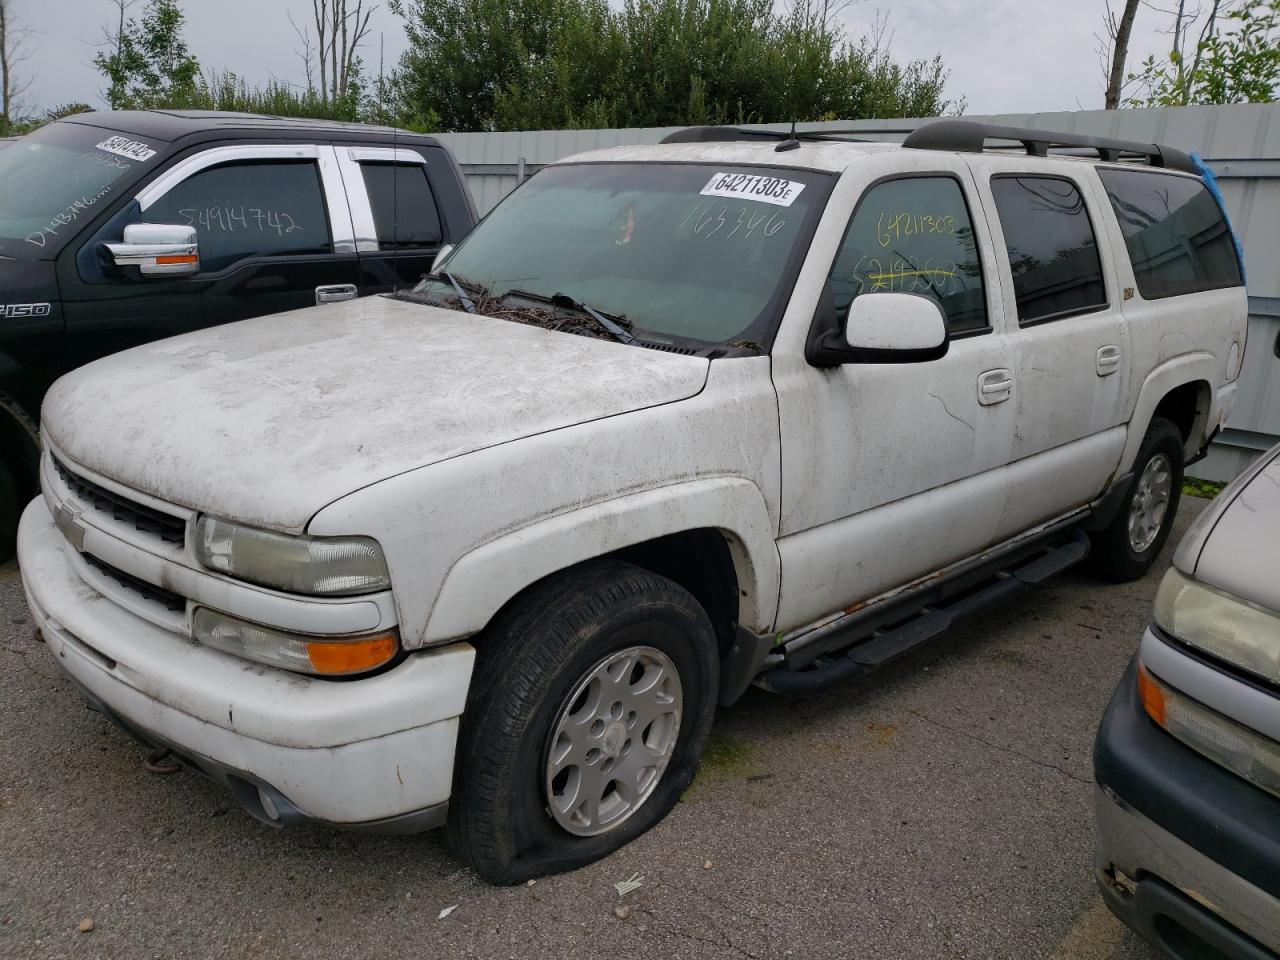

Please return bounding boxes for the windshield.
[419,162,832,350]
[0,122,165,259]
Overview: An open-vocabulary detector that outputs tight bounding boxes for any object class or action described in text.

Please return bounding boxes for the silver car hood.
[42,296,709,532]
[1175,444,1280,612]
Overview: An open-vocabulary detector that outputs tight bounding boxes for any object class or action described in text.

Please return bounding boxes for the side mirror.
[430,244,454,274]
[103,223,199,278]
[806,286,949,366]
[845,293,948,357]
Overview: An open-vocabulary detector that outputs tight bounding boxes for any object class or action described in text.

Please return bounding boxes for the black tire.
[0,392,40,565]
[446,560,719,885]
[0,458,16,565]
[1091,417,1184,582]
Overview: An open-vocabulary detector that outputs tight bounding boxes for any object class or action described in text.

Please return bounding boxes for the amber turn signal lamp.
[1137,662,1166,727]
[306,632,398,676]
[155,254,198,265]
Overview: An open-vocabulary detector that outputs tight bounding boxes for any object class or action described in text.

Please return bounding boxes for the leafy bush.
[1183,476,1228,499]
[388,0,961,132]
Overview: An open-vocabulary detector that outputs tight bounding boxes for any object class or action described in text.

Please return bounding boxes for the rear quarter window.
[1097,168,1242,299]
[360,162,443,249]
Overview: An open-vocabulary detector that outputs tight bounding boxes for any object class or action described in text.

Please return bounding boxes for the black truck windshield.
[419,162,832,349]
[0,122,164,259]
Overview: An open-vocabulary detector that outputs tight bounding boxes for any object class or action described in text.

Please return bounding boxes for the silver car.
[1094,442,1280,958]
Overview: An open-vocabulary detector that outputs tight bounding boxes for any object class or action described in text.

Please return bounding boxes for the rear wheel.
[1091,417,1184,582]
[446,560,719,884]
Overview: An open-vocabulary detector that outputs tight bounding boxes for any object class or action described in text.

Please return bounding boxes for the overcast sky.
[13,0,1174,121]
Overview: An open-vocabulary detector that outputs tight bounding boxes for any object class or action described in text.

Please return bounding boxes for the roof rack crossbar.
[901,119,1197,174]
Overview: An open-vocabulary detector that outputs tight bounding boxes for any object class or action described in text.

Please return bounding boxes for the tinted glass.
[361,162,443,248]
[426,162,831,347]
[144,161,331,272]
[990,176,1107,324]
[831,177,987,334]
[1097,168,1242,299]
[0,122,163,258]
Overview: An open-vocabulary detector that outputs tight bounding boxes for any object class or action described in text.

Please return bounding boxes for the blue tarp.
[1191,151,1247,285]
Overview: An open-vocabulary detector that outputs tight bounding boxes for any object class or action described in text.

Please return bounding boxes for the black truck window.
[144,160,331,272]
[990,175,1108,325]
[360,162,443,249]
[1097,167,1242,299]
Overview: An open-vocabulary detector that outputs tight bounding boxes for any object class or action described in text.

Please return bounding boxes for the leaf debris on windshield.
[387,289,624,343]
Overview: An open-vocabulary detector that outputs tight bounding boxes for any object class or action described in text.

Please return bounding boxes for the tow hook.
[143,747,183,775]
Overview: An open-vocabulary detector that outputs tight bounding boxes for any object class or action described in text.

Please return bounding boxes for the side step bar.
[755,529,1091,697]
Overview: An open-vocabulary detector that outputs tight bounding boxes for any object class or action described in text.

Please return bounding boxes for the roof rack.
[659,120,1197,173]
[659,124,914,151]
[901,119,1197,174]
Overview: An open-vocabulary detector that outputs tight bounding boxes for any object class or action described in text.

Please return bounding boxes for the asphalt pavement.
[0,504,1204,959]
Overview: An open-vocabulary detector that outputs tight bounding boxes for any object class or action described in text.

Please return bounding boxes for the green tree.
[94,0,200,110]
[1126,0,1278,106]
[387,0,960,132]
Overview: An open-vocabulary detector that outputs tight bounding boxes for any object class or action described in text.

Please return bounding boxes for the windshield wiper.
[503,288,638,345]
[421,271,482,314]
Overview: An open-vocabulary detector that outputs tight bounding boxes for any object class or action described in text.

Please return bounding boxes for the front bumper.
[18,497,475,831]
[1094,659,1280,956]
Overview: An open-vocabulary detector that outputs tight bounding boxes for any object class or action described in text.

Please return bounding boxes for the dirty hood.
[42,296,709,532]
[1187,446,1280,612]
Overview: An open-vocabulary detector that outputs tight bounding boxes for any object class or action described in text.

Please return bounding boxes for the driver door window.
[143,160,332,272]
[830,176,988,335]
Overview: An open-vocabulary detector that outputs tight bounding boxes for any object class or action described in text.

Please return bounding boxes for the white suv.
[18,120,1248,883]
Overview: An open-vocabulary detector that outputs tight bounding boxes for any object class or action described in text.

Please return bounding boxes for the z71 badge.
[0,302,52,319]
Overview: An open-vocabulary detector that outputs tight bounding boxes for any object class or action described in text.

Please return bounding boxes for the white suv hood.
[42,296,709,532]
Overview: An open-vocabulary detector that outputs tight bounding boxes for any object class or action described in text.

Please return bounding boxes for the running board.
[754,529,1090,697]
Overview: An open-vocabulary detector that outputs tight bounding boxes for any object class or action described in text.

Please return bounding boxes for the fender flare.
[421,477,780,645]
[1119,353,1216,476]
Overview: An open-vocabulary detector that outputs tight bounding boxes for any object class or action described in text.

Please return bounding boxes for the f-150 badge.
[0,303,51,319]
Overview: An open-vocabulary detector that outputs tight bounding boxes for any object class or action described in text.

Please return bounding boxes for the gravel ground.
[0,505,1205,960]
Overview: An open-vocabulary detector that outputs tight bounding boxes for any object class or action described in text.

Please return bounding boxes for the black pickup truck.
[0,110,477,560]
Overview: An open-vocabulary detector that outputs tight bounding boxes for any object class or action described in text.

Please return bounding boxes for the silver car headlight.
[195,516,391,596]
[1153,568,1280,684]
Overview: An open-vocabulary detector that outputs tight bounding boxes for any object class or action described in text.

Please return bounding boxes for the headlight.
[193,608,399,676]
[195,516,390,596]
[1153,568,1280,684]
[1138,662,1280,800]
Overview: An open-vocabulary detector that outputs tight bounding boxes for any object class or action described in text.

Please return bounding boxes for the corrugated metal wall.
[435,104,1280,480]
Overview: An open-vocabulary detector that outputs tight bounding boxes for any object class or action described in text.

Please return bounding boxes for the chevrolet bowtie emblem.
[54,503,86,552]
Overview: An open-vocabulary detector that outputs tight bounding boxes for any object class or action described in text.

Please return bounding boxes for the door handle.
[977,368,1013,405]
[1097,345,1122,376]
[315,283,358,305]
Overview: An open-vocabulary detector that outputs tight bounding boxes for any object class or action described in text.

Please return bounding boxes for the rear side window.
[990,176,1107,324]
[360,162,443,249]
[144,160,331,272]
[830,176,987,334]
[1097,168,1242,299]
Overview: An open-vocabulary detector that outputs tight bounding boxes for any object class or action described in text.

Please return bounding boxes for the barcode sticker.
[96,136,157,162]
[699,172,805,207]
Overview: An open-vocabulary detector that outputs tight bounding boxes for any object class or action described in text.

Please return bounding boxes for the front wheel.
[446,561,719,884]
[1091,417,1184,582]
